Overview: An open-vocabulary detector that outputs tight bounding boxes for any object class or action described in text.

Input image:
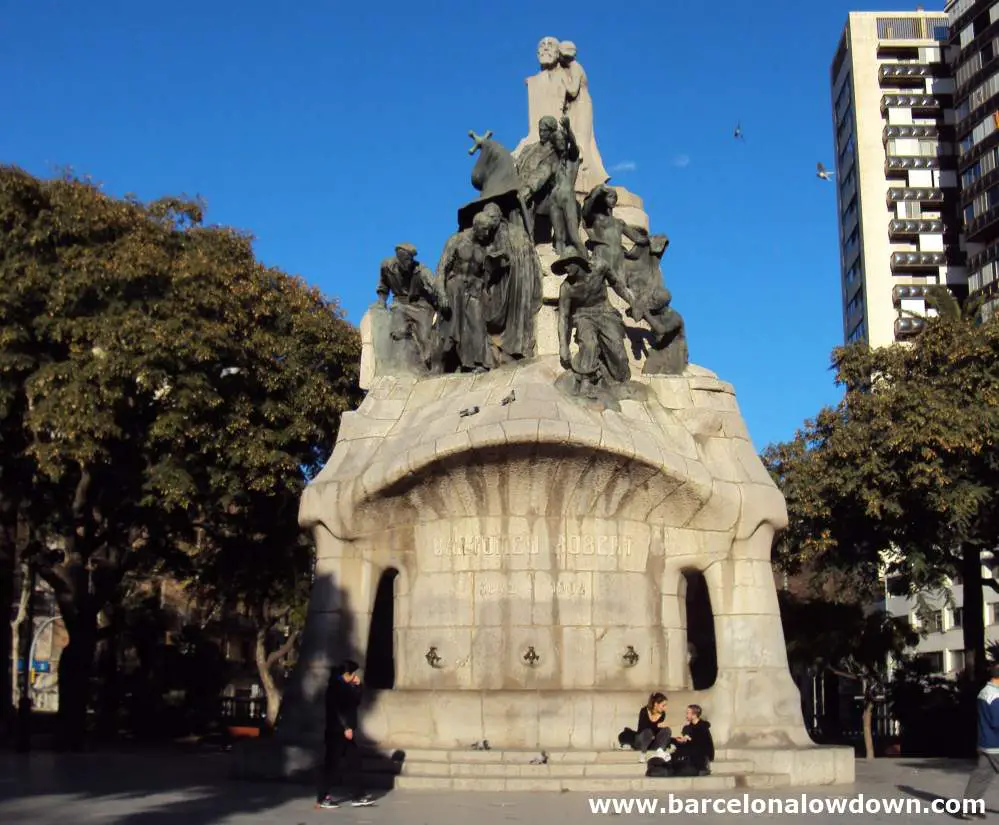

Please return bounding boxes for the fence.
[219,695,267,726]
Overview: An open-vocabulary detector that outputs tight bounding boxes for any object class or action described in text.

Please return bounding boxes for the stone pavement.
[0,747,995,824]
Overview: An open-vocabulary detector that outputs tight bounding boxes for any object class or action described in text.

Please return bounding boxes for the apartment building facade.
[831,10,966,348]
[829,9,990,681]
[949,0,999,319]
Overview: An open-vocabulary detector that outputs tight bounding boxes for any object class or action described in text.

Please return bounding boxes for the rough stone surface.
[268,358,844,785]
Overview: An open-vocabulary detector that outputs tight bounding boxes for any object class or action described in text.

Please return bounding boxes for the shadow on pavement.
[895,759,977,776]
[0,574,403,825]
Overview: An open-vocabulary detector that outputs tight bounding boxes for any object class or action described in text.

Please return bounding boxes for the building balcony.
[878,63,942,86]
[880,93,947,115]
[895,316,927,338]
[886,187,945,205]
[967,241,999,274]
[890,251,946,272]
[971,279,999,301]
[885,156,943,174]
[892,284,948,305]
[883,124,941,143]
[888,218,946,238]
[967,206,999,243]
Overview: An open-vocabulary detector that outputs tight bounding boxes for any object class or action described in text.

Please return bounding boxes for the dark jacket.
[325,671,361,736]
[679,719,714,765]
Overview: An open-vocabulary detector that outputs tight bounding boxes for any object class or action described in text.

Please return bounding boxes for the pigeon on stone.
[500,390,516,406]
[529,751,549,765]
[817,162,834,181]
[459,406,480,417]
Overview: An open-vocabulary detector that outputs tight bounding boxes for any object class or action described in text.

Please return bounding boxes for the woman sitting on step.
[630,692,672,761]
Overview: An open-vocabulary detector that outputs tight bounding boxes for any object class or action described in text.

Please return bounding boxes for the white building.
[884,564,999,677]
[829,10,990,680]
[830,10,966,348]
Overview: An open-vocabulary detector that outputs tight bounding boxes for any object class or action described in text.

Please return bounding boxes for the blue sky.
[1,0,934,451]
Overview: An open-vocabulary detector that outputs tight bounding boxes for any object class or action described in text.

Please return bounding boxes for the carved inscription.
[433,534,633,558]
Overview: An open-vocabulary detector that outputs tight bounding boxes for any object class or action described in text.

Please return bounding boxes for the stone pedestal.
[263,356,852,787]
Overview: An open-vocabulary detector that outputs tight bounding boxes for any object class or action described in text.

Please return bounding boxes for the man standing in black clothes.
[317,659,374,809]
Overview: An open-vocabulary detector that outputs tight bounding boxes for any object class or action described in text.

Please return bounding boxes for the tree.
[186,487,314,731]
[0,165,360,747]
[763,290,999,688]
[779,592,917,758]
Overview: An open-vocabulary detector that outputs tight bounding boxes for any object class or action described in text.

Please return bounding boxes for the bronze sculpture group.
[373,40,688,401]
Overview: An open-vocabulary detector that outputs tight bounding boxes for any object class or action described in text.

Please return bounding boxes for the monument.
[268,39,854,791]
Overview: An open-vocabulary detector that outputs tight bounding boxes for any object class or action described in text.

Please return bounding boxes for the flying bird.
[817,162,835,181]
[734,123,745,142]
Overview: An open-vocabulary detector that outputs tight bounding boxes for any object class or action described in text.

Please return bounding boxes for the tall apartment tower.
[948,0,999,320]
[830,11,965,348]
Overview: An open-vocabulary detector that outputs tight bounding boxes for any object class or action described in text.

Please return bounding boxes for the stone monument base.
[239,687,853,789]
[237,738,854,791]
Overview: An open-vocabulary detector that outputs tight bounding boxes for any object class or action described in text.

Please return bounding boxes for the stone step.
[393,759,757,779]
[364,747,699,765]
[735,773,792,789]
[393,774,744,792]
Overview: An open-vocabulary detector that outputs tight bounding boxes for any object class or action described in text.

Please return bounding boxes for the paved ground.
[1,747,997,824]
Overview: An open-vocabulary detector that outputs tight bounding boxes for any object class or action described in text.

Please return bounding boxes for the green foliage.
[779,591,917,682]
[763,298,999,679]
[0,164,362,741]
[763,305,999,581]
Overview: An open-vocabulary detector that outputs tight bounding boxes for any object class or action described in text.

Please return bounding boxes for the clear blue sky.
[0,0,934,451]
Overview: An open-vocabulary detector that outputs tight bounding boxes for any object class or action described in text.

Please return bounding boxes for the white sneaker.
[654,748,670,762]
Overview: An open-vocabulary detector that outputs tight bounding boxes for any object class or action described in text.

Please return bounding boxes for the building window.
[951,650,968,673]
[846,291,865,317]
[989,603,999,625]
[917,651,945,673]
[933,25,949,42]
[847,320,867,343]
[963,161,982,188]
[844,261,861,289]
[843,227,859,258]
[835,74,852,126]
[925,610,945,633]
[952,607,964,629]
[966,203,977,226]
[886,575,909,597]
[840,169,856,194]
[842,194,858,222]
